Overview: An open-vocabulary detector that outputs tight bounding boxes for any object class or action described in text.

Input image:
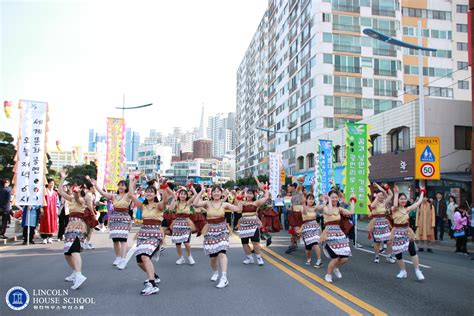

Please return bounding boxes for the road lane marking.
[263,247,388,316]
[353,247,432,269]
[261,253,363,316]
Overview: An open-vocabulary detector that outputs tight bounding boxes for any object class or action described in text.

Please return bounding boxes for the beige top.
[372,202,386,215]
[392,207,409,225]
[292,205,304,213]
[207,202,225,219]
[176,203,192,215]
[69,200,85,214]
[113,195,130,208]
[142,202,164,221]
[323,206,341,223]
[302,206,317,221]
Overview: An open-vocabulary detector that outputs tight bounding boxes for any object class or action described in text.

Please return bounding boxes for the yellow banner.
[104,118,125,191]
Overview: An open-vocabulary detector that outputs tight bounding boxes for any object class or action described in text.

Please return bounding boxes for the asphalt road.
[0,227,472,316]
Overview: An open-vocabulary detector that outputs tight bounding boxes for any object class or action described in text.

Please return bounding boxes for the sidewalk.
[0,218,23,245]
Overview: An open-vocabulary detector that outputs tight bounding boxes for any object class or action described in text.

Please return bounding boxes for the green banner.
[343,123,370,215]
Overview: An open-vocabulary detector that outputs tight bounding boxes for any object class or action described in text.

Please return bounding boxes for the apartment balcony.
[374,89,398,97]
[372,8,396,17]
[288,120,298,129]
[334,107,363,116]
[333,23,360,33]
[333,4,360,13]
[374,69,397,77]
[334,65,362,74]
[334,85,362,94]
[300,133,311,142]
[300,112,311,122]
[289,139,298,146]
[333,44,361,54]
[373,48,397,57]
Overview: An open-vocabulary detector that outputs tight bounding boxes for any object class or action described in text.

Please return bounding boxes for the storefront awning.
[441,173,472,183]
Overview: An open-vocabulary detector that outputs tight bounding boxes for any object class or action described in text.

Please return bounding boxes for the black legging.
[233,213,242,230]
[395,241,417,260]
[456,235,468,253]
[225,212,232,227]
[23,226,35,242]
[58,211,69,240]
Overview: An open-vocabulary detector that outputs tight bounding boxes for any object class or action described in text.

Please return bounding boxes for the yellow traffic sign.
[415,136,440,180]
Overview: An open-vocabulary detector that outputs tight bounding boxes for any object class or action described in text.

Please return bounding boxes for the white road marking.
[354,247,432,269]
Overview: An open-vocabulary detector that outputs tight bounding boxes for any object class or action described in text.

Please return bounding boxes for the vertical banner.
[343,124,370,215]
[269,152,281,200]
[14,100,48,205]
[96,142,107,191]
[319,139,333,195]
[104,118,125,191]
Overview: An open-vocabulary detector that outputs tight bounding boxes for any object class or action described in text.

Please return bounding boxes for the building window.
[334,145,341,163]
[297,156,305,170]
[390,127,410,152]
[323,54,332,64]
[323,33,332,43]
[324,75,333,84]
[455,126,472,150]
[458,61,469,71]
[370,135,382,155]
[456,5,468,13]
[457,42,468,51]
[456,24,468,33]
[458,80,469,90]
[324,96,333,106]
[322,13,331,22]
[307,153,315,168]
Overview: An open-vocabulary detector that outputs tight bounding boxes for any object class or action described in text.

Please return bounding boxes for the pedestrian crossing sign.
[420,146,435,162]
[415,137,440,180]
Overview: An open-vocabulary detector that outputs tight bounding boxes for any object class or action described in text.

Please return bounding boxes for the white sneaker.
[386,256,396,264]
[141,282,159,296]
[216,277,229,288]
[396,270,407,279]
[64,272,75,282]
[47,238,53,244]
[334,268,342,279]
[188,256,195,265]
[415,270,425,281]
[83,243,91,250]
[143,277,161,285]
[243,257,254,265]
[324,274,333,283]
[305,259,311,266]
[113,257,121,266]
[374,256,380,263]
[71,274,87,290]
[256,257,264,266]
[210,272,219,282]
[176,256,185,265]
[87,242,94,250]
[117,258,127,270]
[42,239,48,244]
[314,259,323,268]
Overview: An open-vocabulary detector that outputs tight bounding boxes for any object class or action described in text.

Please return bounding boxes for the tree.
[222,180,236,189]
[0,131,16,181]
[63,162,98,185]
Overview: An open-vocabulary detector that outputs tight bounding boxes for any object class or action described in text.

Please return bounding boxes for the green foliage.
[0,131,16,181]
[63,162,97,185]
[222,180,236,189]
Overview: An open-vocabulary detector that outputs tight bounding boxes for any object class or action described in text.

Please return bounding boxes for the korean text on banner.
[343,124,370,215]
[269,152,281,200]
[319,140,333,195]
[14,100,48,205]
[104,118,125,191]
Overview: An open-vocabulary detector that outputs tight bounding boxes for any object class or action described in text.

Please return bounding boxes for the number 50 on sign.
[415,136,440,180]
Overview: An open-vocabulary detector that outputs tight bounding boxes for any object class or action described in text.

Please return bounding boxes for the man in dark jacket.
[0,179,13,239]
[434,192,447,241]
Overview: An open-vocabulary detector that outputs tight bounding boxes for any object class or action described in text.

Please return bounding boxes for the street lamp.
[115,94,153,120]
[363,25,436,137]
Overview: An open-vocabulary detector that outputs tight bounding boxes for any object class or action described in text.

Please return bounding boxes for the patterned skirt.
[302,220,321,246]
[171,217,192,244]
[135,224,163,257]
[371,217,391,242]
[63,217,86,253]
[392,227,410,255]
[324,224,352,257]
[109,211,131,239]
[203,222,230,255]
[239,216,260,239]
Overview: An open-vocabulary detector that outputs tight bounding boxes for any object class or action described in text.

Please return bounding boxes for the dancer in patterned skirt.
[301,193,324,268]
[169,184,199,265]
[320,190,355,283]
[391,185,425,281]
[193,184,240,289]
[128,175,170,295]
[58,171,93,290]
[239,177,269,266]
[369,182,396,264]
[89,176,131,270]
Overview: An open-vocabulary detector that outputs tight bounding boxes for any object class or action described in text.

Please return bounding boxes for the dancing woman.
[168,185,199,265]
[193,185,240,288]
[391,186,425,280]
[58,171,93,290]
[128,175,170,295]
[239,178,269,266]
[369,183,395,264]
[320,190,355,283]
[301,193,324,268]
[89,177,131,270]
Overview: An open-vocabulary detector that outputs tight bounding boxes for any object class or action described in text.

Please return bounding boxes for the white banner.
[269,152,281,200]
[15,100,48,205]
[96,142,107,192]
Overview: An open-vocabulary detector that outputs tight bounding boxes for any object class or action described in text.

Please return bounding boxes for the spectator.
[21,205,41,244]
[40,179,59,243]
[57,185,70,241]
[453,206,468,255]
[446,196,458,239]
[416,196,435,252]
[0,179,12,239]
[274,194,284,225]
[433,192,447,241]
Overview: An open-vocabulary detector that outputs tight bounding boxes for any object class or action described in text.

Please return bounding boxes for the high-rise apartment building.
[236,0,470,179]
[88,129,106,152]
[125,128,140,162]
[208,112,236,158]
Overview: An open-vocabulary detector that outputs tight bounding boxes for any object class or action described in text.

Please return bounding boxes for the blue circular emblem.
[5,286,29,311]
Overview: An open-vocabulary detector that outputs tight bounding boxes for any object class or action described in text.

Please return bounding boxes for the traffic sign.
[415,137,440,180]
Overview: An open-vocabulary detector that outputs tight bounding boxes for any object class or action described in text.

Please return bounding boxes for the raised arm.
[340,194,356,216]
[57,171,74,202]
[127,176,144,209]
[187,184,199,206]
[157,185,171,211]
[255,188,270,208]
[406,189,424,212]
[223,201,242,212]
[192,184,208,208]
[384,186,393,207]
[86,175,114,200]
[393,186,399,208]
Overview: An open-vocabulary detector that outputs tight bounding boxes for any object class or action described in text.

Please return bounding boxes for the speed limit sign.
[420,163,435,178]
